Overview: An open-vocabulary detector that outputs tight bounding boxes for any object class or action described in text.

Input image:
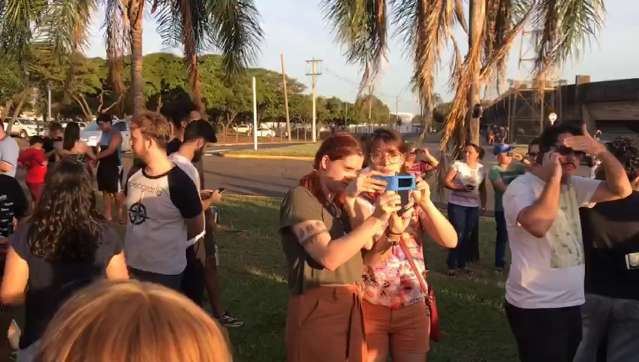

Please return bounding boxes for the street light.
[548,112,558,126]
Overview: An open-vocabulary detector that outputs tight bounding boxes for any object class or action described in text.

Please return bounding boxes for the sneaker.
[219,312,244,328]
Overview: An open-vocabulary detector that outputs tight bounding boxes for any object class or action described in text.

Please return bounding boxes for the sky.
[85,1,639,115]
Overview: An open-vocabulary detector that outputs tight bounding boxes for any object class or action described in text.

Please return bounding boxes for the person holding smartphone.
[354,129,457,362]
[168,120,242,327]
[443,143,487,276]
[503,123,631,362]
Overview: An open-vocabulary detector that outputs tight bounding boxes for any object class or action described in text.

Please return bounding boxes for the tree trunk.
[129,0,145,116]
[467,0,485,145]
[189,53,206,116]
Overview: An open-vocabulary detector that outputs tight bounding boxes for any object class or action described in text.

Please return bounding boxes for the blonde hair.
[35,280,232,362]
[130,111,171,149]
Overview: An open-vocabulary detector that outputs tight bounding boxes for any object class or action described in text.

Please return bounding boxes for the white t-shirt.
[169,153,205,245]
[124,167,202,275]
[448,161,486,208]
[503,173,601,309]
[0,135,19,177]
[169,153,200,192]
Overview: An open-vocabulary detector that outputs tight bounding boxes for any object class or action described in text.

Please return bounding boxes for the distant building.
[483,76,639,143]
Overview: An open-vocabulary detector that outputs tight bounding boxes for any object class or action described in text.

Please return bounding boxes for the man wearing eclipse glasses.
[501,123,632,362]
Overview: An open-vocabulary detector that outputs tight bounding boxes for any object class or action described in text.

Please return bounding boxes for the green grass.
[226,143,319,158]
[214,194,517,362]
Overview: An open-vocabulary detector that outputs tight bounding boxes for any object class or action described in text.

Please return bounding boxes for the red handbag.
[398,237,441,342]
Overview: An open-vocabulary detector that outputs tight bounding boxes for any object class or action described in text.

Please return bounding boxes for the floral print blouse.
[359,194,429,308]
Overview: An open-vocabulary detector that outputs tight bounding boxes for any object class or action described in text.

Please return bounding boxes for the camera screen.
[398,177,413,188]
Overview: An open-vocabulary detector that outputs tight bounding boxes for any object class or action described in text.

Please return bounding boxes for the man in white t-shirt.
[125,112,204,291]
[168,120,244,328]
[503,123,631,362]
[0,120,19,178]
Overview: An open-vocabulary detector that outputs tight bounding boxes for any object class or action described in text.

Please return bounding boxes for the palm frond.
[533,0,605,78]
[41,0,97,56]
[207,0,263,76]
[0,0,46,58]
[323,0,388,92]
[393,0,453,114]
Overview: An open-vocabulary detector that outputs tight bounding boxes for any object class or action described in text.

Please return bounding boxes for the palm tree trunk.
[467,0,485,145]
[189,53,206,115]
[128,0,145,116]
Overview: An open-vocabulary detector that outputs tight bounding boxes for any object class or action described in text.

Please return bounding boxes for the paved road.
[199,155,310,197]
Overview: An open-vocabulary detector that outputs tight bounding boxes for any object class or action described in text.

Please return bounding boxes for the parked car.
[254,127,276,137]
[80,120,131,152]
[6,118,40,138]
[232,124,251,134]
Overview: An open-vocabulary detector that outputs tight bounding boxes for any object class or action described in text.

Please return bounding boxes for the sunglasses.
[554,146,585,157]
[527,152,538,158]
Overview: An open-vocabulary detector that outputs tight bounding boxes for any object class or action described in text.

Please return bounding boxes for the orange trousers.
[286,285,367,362]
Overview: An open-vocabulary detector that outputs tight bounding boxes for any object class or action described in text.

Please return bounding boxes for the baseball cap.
[493,143,513,155]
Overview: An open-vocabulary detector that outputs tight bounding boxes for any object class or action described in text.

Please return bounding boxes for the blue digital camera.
[373,174,416,192]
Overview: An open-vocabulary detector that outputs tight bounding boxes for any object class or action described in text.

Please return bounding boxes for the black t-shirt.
[0,175,28,238]
[580,191,639,300]
[9,223,123,348]
[166,138,183,156]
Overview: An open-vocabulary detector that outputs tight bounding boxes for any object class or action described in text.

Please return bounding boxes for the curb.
[222,154,314,161]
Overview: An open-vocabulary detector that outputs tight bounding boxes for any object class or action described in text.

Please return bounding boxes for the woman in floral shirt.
[357,129,457,362]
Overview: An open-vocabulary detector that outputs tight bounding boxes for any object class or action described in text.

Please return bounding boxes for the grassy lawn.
[214,194,517,362]
[225,143,319,158]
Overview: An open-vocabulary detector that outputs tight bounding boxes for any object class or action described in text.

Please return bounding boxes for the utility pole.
[47,82,52,122]
[280,53,291,142]
[305,58,322,142]
[368,85,373,123]
[252,76,258,151]
[344,103,348,129]
[395,96,399,128]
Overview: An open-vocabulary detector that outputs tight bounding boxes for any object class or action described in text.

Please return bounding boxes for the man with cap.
[489,143,526,272]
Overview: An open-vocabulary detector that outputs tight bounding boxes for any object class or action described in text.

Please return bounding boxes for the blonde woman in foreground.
[35,280,232,362]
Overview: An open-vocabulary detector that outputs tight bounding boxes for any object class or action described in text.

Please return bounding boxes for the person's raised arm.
[96,132,122,160]
[342,170,387,227]
[412,178,457,248]
[422,148,439,167]
[564,125,631,203]
[515,153,561,238]
[291,192,400,271]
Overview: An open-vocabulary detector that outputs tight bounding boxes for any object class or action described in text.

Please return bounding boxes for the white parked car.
[7,118,41,138]
[233,124,251,134]
[80,120,132,152]
[254,127,276,137]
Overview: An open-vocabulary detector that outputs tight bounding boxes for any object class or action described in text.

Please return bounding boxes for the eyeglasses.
[370,151,403,163]
[555,145,585,157]
[527,152,538,158]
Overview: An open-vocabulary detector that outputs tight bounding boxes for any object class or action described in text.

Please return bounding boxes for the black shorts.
[97,164,122,193]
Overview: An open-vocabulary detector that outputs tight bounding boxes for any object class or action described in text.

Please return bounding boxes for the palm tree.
[111,0,263,115]
[1,0,262,116]
[322,0,605,150]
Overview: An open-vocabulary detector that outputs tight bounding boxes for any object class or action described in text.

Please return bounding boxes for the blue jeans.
[494,211,508,268]
[574,293,639,362]
[447,203,479,269]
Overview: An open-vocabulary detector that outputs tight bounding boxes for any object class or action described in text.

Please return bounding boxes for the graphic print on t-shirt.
[128,201,148,225]
[547,188,584,268]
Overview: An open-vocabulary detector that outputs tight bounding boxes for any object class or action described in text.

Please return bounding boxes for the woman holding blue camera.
[356,129,457,362]
[443,143,487,275]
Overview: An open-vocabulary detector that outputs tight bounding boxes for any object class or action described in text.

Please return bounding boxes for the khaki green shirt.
[280,186,364,295]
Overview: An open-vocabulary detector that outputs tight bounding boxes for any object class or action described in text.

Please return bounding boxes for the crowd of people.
[280,123,638,362]
[1,111,638,362]
[0,109,241,361]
